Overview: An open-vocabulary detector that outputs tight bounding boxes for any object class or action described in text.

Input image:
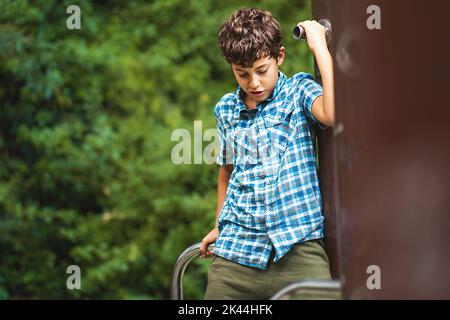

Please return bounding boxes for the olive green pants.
[204,239,331,300]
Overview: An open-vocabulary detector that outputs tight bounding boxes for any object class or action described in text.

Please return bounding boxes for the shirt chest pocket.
[265,103,297,156]
[225,122,260,166]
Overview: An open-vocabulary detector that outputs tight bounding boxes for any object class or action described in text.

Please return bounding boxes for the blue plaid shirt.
[213,71,327,270]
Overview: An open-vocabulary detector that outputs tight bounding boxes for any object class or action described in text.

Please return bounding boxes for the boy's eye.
[238,69,267,78]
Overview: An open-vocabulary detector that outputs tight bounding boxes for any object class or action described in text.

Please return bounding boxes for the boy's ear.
[277,47,286,66]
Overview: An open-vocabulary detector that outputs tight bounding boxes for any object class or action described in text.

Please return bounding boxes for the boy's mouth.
[249,90,265,97]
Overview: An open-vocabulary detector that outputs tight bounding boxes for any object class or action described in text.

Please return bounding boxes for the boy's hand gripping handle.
[293,18,332,44]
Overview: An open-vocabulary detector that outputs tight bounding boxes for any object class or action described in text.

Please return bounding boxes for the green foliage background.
[0,0,314,299]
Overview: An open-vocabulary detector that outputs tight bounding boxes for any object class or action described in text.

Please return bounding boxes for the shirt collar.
[233,71,287,120]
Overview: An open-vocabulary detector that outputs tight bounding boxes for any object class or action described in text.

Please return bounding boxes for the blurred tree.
[0,0,313,299]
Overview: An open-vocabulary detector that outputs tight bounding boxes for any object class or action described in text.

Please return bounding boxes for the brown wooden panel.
[320,0,450,298]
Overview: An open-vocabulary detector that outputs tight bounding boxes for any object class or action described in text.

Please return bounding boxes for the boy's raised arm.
[298,20,335,127]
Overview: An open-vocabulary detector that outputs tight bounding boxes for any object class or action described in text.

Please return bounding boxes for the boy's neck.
[244,97,258,110]
[242,91,267,110]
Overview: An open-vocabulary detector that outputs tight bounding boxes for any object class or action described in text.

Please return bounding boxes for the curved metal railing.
[270,279,342,300]
[171,242,341,300]
[171,242,215,300]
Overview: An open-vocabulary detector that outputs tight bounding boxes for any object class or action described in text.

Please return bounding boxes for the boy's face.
[231,47,285,107]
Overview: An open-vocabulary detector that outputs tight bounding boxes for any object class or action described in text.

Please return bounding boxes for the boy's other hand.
[297,20,327,54]
[200,227,219,258]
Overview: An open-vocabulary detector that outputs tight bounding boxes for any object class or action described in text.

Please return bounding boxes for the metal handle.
[171,242,215,300]
[293,18,332,44]
[270,279,341,300]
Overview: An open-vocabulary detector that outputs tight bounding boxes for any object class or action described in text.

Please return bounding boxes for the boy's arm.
[215,164,233,227]
[200,164,233,257]
[298,20,335,127]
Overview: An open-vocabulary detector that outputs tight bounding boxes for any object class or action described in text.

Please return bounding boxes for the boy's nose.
[249,78,260,89]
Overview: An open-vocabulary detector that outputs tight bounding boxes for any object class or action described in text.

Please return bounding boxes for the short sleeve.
[214,107,234,166]
[296,73,327,130]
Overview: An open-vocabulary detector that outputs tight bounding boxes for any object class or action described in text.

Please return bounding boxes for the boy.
[200,8,335,299]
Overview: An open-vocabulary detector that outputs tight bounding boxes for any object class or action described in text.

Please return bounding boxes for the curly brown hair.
[218,8,284,68]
